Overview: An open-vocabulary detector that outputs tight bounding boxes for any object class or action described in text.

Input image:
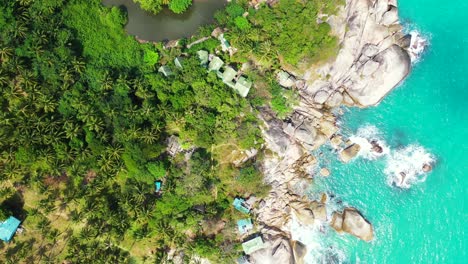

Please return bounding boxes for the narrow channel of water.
[102,0,226,42]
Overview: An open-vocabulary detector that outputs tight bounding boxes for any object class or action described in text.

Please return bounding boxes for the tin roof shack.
[208,56,224,72]
[233,198,251,214]
[158,65,173,77]
[242,236,266,255]
[234,76,252,97]
[237,218,253,235]
[0,216,21,242]
[197,50,209,66]
[219,66,237,87]
[174,57,184,69]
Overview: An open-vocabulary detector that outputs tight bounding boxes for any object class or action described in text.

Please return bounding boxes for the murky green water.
[102,0,225,42]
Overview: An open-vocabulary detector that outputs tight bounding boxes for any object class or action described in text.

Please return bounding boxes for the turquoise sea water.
[308,0,467,263]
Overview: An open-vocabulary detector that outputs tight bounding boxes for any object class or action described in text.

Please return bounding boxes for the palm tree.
[72,58,85,75]
[0,47,13,64]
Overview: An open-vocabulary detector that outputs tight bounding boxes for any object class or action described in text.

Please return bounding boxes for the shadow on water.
[102,0,226,42]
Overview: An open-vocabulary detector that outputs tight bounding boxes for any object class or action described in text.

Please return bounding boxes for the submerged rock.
[342,208,374,241]
[370,140,384,153]
[422,163,433,172]
[320,168,330,177]
[339,143,361,163]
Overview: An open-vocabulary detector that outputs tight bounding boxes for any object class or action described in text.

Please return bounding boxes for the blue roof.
[237,218,253,234]
[155,181,162,192]
[0,216,21,242]
[233,198,250,214]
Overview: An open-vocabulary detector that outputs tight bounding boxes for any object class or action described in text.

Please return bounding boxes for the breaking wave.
[384,144,435,189]
[290,215,347,264]
[348,125,435,189]
[349,125,390,160]
[402,23,430,63]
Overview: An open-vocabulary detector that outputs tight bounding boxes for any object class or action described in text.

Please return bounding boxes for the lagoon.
[102,0,225,42]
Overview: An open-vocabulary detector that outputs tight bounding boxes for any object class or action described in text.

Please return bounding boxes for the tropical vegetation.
[0,0,340,262]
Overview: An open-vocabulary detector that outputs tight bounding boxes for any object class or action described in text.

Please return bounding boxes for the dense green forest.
[0,0,339,262]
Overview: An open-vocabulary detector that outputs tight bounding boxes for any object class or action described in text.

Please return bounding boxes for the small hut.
[158,65,173,77]
[237,218,253,235]
[233,198,250,214]
[0,216,21,242]
[234,76,252,97]
[154,180,162,193]
[242,236,265,255]
[197,50,209,66]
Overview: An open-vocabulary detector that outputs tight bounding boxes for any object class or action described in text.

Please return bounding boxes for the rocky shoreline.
[248,0,416,263]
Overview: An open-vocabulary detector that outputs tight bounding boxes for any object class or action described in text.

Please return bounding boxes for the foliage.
[0,0,341,262]
[168,0,193,14]
[133,0,193,14]
[143,45,160,66]
[234,16,251,31]
[217,0,339,67]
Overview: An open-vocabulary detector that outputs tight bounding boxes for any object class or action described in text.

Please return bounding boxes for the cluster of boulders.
[331,208,374,242]
[298,0,413,108]
[246,0,415,262]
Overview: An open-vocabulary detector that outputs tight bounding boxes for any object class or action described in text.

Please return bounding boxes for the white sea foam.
[349,125,390,160]
[290,215,347,264]
[407,30,429,63]
[347,125,435,189]
[384,144,435,188]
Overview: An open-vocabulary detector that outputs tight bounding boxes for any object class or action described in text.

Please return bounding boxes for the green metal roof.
[197,50,209,65]
[242,236,265,255]
[0,216,20,242]
[222,67,237,83]
[219,34,231,49]
[208,56,224,72]
[278,71,290,82]
[234,76,252,97]
[158,66,173,77]
[174,57,184,69]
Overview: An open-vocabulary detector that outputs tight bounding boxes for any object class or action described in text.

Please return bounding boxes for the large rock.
[346,45,411,106]
[330,212,344,233]
[342,208,374,241]
[292,205,315,226]
[249,234,294,264]
[339,143,361,163]
[311,203,327,222]
[292,240,307,264]
[294,123,317,147]
[303,0,412,107]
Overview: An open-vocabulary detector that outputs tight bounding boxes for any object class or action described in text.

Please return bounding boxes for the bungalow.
[0,216,21,242]
[208,56,224,72]
[197,50,209,66]
[237,255,250,264]
[220,66,237,86]
[200,52,252,97]
[233,198,250,214]
[174,57,184,69]
[242,236,266,255]
[234,76,252,98]
[158,65,173,77]
[218,33,231,52]
[237,218,253,235]
[155,180,162,193]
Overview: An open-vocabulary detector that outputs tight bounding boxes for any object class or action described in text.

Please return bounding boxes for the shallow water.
[102,0,225,42]
[302,0,468,262]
